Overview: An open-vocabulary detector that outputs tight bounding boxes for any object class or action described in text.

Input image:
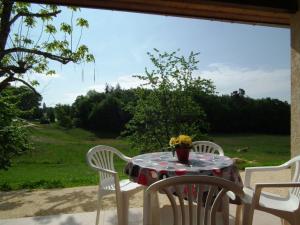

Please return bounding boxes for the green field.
[0,123,290,191]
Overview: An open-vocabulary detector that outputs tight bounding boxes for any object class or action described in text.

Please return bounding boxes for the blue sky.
[29,8,290,106]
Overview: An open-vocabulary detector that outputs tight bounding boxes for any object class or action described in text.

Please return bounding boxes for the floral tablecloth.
[124,152,243,187]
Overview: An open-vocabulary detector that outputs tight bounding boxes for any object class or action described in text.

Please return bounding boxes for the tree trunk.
[0,1,13,58]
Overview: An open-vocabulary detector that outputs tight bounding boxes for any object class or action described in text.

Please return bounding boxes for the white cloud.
[116,75,144,89]
[49,75,144,106]
[198,63,290,102]
[25,72,62,82]
[64,91,86,102]
[39,64,291,106]
[88,75,143,91]
[87,84,106,92]
[4,72,62,92]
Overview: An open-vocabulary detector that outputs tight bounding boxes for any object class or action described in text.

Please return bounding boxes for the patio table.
[125,152,243,187]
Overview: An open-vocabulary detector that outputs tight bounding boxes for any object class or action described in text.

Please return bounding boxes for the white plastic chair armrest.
[89,164,117,175]
[244,164,291,188]
[252,182,300,207]
[114,151,132,162]
[255,182,300,189]
[120,155,131,162]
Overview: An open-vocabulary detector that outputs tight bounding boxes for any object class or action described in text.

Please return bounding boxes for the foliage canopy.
[124,49,215,152]
[0,1,93,169]
[0,1,94,94]
[0,93,31,170]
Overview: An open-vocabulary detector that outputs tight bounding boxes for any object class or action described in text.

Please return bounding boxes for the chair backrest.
[86,145,128,188]
[192,141,224,156]
[144,175,244,225]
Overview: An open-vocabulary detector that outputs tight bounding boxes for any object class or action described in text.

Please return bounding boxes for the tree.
[55,104,73,128]
[0,1,94,94]
[124,49,215,152]
[0,95,31,170]
[0,2,93,169]
[88,95,124,134]
[72,91,106,128]
[46,107,55,123]
[2,85,42,119]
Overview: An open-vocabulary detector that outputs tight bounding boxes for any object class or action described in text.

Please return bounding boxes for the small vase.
[175,147,190,163]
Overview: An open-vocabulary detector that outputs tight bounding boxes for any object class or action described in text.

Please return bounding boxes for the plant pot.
[175,147,190,163]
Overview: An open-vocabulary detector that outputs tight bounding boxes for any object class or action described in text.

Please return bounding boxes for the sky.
[27,7,291,106]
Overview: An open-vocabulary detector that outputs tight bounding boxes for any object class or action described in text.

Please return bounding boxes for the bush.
[0,97,31,170]
[55,104,73,129]
[40,115,50,124]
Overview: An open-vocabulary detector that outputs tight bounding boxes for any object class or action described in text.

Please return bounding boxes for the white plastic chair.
[192,141,224,156]
[143,175,246,225]
[240,155,300,225]
[86,145,144,225]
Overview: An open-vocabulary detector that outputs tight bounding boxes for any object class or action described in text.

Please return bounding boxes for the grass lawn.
[0,123,290,190]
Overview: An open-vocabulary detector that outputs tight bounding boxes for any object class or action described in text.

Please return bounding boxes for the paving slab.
[0,206,282,225]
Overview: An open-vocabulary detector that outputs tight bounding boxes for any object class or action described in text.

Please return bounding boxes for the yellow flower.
[169,137,178,146]
[169,135,192,148]
[178,134,192,146]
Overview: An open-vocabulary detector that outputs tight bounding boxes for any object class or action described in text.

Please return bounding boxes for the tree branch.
[0,64,30,74]
[9,10,62,26]
[0,74,14,93]
[3,47,74,64]
[0,73,39,95]
[11,77,40,96]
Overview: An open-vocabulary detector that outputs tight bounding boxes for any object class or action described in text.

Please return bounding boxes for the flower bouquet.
[169,135,192,163]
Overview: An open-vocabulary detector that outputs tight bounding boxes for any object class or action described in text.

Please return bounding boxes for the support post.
[291,8,300,159]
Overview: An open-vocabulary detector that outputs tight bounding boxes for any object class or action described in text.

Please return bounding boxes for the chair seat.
[101,179,143,193]
[243,187,299,212]
[120,179,144,192]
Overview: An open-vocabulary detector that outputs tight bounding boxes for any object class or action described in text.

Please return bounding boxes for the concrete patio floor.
[0,205,282,225]
[0,169,290,224]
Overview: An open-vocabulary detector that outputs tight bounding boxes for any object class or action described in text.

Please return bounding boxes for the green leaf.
[45,24,57,34]
[76,18,89,28]
[46,70,55,75]
[60,23,72,34]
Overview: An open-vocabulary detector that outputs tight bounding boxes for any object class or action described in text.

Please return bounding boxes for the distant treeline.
[50,85,290,135]
[196,89,290,134]
[4,85,290,135]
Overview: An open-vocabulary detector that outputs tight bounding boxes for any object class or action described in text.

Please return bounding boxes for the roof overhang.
[22,0,298,27]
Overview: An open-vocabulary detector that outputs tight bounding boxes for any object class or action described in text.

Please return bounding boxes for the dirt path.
[0,170,291,219]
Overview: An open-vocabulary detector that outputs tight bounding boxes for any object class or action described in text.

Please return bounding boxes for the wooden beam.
[23,0,293,27]
[291,6,300,158]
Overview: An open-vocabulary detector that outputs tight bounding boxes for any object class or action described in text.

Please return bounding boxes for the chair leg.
[222,196,229,225]
[116,191,124,225]
[235,205,242,225]
[143,189,160,225]
[122,193,130,225]
[241,204,254,225]
[96,191,103,225]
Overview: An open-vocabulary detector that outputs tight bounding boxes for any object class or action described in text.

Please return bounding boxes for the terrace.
[0,169,291,225]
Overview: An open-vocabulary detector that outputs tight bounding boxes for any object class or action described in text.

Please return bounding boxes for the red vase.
[175,147,190,163]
